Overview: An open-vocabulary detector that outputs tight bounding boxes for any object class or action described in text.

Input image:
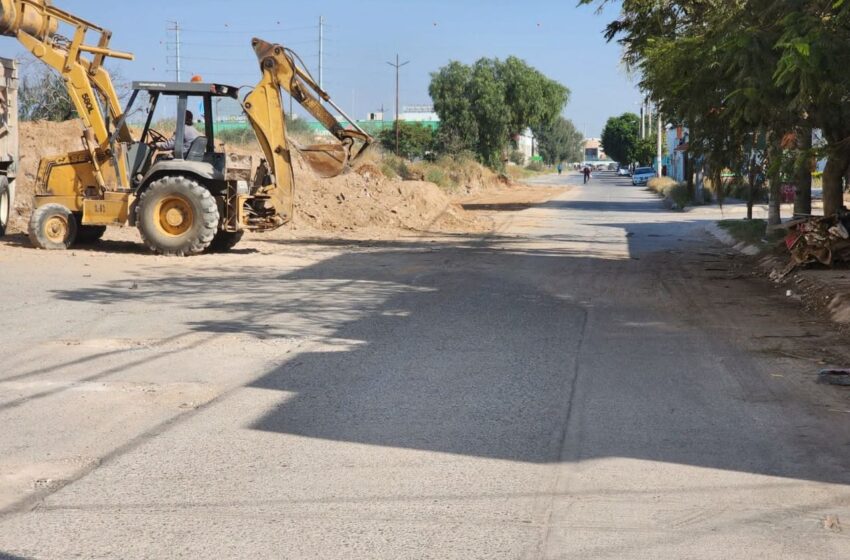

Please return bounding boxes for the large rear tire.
[206,230,244,253]
[136,176,219,256]
[0,177,9,237]
[29,203,77,250]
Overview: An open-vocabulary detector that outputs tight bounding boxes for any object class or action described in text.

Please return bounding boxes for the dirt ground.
[7,120,563,243]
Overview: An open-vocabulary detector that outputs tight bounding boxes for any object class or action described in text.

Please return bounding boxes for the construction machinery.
[0,0,371,254]
[0,56,16,237]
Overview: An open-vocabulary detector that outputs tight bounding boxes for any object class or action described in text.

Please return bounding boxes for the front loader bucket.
[299,143,348,178]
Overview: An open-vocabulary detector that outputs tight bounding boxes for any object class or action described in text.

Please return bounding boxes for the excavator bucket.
[298,143,348,178]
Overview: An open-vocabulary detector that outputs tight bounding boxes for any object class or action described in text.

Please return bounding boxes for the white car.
[617,167,631,177]
[632,167,656,186]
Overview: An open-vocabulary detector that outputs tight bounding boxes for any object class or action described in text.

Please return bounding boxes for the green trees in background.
[600,113,640,165]
[581,0,850,219]
[378,122,435,160]
[534,116,584,165]
[430,56,570,169]
[19,68,76,121]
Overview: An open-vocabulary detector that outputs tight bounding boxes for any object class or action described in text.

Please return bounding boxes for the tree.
[582,0,850,217]
[378,122,435,160]
[429,61,477,154]
[600,113,640,165]
[534,116,583,165]
[19,67,76,121]
[429,57,569,169]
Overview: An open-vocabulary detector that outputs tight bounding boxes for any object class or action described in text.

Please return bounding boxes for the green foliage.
[525,161,546,172]
[533,116,583,165]
[19,68,76,121]
[600,113,640,165]
[635,136,658,166]
[581,0,850,216]
[378,121,435,160]
[508,149,526,165]
[430,56,569,169]
[718,219,768,245]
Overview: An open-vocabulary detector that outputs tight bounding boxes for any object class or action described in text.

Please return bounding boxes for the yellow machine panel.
[82,191,132,225]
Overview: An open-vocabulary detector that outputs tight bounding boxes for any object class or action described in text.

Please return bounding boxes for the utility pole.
[647,98,653,138]
[656,108,663,177]
[386,54,409,156]
[318,16,324,90]
[639,103,645,139]
[167,21,181,82]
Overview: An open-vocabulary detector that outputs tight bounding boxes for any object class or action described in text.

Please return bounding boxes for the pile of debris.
[783,209,850,272]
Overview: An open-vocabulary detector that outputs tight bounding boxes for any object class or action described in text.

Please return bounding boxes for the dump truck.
[0,0,371,254]
[0,56,16,237]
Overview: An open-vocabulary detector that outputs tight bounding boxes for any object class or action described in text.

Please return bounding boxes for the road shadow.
[47,220,850,485]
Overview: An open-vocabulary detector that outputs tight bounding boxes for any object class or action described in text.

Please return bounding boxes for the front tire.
[136,176,219,256]
[29,203,78,250]
[0,177,9,237]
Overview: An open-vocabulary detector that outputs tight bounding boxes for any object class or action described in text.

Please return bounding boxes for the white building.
[399,104,439,122]
[516,128,536,164]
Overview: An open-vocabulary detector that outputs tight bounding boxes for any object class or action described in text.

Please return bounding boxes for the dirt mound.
[8,120,490,236]
[289,144,489,235]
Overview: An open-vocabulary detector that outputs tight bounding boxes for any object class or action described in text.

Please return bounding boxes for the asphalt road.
[1,171,849,558]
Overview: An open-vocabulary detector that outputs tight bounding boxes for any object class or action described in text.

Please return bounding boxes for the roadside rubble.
[779,209,850,277]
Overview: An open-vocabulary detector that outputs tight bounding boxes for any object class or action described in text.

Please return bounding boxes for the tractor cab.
[122,80,241,188]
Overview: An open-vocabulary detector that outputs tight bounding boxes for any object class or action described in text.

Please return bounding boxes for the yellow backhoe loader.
[0,0,371,254]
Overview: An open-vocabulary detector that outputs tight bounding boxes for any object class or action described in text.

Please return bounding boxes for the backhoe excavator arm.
[0,0,133,188]
[241,38,372,227]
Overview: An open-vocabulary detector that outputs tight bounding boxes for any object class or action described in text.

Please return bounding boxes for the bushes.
[525,161,545,172]
[647,176,691,209]
[378,122,435,160]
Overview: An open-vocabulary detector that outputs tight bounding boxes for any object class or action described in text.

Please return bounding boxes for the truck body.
[0,56,17,236]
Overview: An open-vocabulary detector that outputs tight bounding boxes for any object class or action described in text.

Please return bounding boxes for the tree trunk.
[746,154,756,220]
[794,128,813,215]
[767,137,782,226]
[685,152,695,201]
[823,150,850,216]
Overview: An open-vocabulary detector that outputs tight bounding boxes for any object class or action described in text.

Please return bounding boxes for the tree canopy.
[581,0,850,218]
[600,113,640,165]
[430,56,569,168]
[534,116,584,165]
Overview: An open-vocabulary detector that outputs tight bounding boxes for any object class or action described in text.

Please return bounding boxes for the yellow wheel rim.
[44,215,69,244]
[154,195,194,237]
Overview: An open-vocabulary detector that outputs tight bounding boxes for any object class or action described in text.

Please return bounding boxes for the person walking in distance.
[557,162,563,175]
[583,165,591,184]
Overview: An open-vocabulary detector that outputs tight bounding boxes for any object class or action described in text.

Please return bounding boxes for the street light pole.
[387,54,410,156]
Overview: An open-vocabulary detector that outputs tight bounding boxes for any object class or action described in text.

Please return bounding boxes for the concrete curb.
[706,223,850,326]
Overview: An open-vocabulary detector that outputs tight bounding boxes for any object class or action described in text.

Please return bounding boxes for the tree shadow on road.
[46,227,850,485]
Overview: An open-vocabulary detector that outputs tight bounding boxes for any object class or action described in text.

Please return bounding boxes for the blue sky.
[0,0,638,137]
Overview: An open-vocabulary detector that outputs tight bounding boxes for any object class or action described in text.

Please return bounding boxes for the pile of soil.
[288,147,491,235]
[8,120,491,236]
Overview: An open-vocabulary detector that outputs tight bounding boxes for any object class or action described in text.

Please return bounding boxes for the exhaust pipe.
[0,0,57,39]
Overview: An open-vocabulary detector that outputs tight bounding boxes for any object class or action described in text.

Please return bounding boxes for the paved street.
[1,171,849,558]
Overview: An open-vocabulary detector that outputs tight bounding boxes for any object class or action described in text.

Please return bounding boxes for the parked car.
[632,167,656,186]
[617,167,631,177]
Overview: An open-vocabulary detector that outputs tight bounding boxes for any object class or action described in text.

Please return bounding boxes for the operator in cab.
[155,110,200,157]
